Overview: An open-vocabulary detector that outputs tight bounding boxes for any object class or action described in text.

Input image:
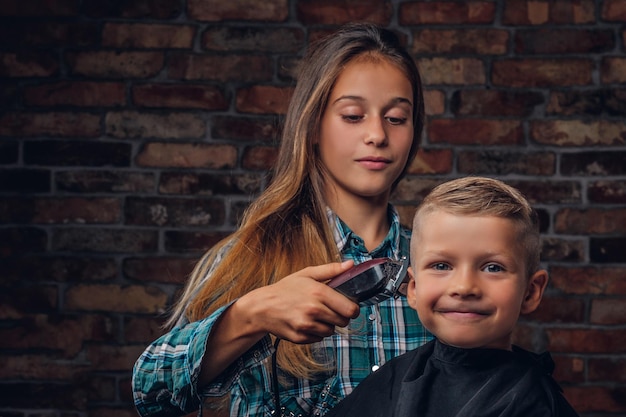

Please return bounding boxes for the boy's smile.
[408,211,547,351]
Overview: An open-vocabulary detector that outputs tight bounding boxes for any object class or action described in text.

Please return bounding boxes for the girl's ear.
[520,270,549,315]
[406,267,418,310]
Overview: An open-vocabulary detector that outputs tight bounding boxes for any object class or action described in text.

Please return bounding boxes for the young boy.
[326,177,580,417]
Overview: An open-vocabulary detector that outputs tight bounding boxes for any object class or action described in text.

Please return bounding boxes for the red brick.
[602,0,626,21]
[550,266,626,295]
[106,111,206,139]
[547,328,626,353]
[392,178,443,203]
[158,172,262,195]
[551,355,585,383]
[428,119,523,145]
[0,285,57,315]
[0,169,50,193]
[507,180,581,205]
[125,197,226,227]
[503,0,595,25]
[202,27,304,52]
[458,150,555,175]
[589,357,626,382]
[418,58,486,85]
[561,151,626,176]
[546,90,606,116]
[136,142,237,169]
[424,90,445,115]
[0,51,59,77]
[406,148,453,175]
[452,90,544,116]
[601,57,626,84]
[188,0,288,22]
[0,227,47,257]
[242,145,279,170]
[515,29,614,54]
[555,208,626,234]
[564,386,626,413]
[51,228,158,253]
[124,316,168,343]
[0,22,99,47]
[123,256,196,284]
[86,344,147,371]
[55,170,155,193]
[590,298,626,325]
[66,51,164,78]
[0,0,79,16]
[0,197,121,224]
[0,256,117,283]
[522,295,584,323]
[400,1,495,24]
[588,180,626,203]
[132,84,228,110]
[236,86,294,115]
[168,53,272,82]
[412,29,508,55]
[493,59,593,87]
[24,81,125,107]
[24,141,131,167]
[83,1,182,19]
[211,115,280,141]
[164,230,230,253]
[65,284,168,314]
[531,120,626,146]
[0,112,101,138]
[540,237,585,262]
[297,0,392,25]
[102,23,195,48]
[0,353,89,380]
[0,314,114,358]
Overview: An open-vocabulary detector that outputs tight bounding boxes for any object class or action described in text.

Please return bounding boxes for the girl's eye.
[386,116,407,125]
[483,264,504,273]
[342,114,363,123]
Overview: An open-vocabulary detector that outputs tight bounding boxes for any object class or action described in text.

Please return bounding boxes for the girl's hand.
[234,261,361,344]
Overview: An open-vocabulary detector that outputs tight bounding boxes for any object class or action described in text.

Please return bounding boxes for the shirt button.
[368,313,376,321]
[371,365,380,372]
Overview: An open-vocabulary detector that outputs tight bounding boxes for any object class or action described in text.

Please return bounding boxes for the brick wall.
[0,0,625,416]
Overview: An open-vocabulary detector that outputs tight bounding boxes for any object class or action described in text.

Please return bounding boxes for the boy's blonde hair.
[411,176,541,276]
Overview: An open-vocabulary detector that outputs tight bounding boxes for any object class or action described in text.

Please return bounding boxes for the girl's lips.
[356,157,391,170]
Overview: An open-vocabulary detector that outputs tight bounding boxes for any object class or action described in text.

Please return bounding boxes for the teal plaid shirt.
[132,206,432,417]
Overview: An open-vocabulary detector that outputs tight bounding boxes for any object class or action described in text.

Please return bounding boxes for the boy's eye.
[431,262,450,271]
[483,264,504,273]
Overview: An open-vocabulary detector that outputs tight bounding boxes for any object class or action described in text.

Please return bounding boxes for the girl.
[132,22,431,417]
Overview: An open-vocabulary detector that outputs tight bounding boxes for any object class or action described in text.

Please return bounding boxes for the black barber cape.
[326,339,579,417]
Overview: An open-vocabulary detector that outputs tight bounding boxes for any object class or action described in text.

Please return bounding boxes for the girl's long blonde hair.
[169,22,425,378]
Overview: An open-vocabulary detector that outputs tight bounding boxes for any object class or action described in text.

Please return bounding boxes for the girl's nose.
[364,116,387,146]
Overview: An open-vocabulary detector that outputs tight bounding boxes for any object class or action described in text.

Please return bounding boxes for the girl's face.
[318,56,414,205]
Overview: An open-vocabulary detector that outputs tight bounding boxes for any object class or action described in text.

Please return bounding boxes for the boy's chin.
[437,338,513,351]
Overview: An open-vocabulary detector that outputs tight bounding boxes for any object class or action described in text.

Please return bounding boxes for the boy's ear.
[520,270,549,315]
[406,267,418,310]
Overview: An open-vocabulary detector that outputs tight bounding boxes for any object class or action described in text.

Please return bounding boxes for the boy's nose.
[448,269,481,298]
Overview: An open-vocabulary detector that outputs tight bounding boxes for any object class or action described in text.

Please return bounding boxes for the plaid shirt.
[132,206,432,417]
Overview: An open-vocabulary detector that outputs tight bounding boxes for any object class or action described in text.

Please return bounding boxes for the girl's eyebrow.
[332,95,413,106]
